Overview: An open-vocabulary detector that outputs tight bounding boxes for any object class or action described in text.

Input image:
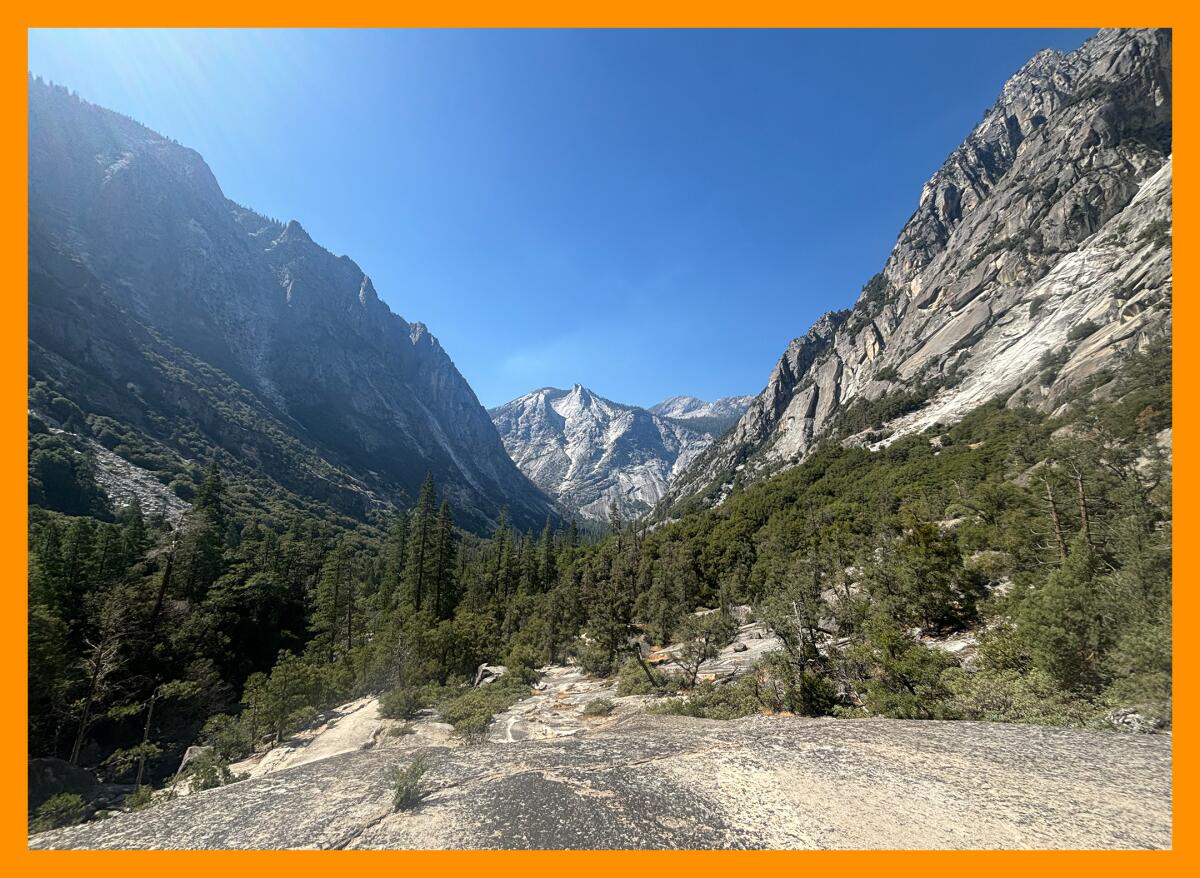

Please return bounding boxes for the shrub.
[1067,320,1100,343]
[669,611,738,687]
[616,657,675,695]
[125,786,155,811]
[504,643,543,684]
[200,713,255,762]
[390,753,433,811]
[388,724,417,737]
[582,698,615,717]
[649,678,761,721]
[1137,218,1171,249]
[30,793,88,833]
[184,752,238,791]
[753,653,838,717]
[439,676,531,740]
[942,666,1089,726]
[575,639,617,676]
[380,687,427,720]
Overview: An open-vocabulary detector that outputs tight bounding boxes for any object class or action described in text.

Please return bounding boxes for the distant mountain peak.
[491,385,749,521]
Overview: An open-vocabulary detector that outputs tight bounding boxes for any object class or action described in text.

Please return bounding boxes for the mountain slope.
[489,385,718,520]
[649,395,755,437]
[664,28,1172,512]
[27,77,556,533]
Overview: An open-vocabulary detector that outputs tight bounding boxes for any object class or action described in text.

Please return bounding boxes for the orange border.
[1,6,1188,874]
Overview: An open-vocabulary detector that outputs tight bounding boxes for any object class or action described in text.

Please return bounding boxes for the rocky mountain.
[27,77,557,533]
[489,385,725,520]
[664,28,1172,512]
[649,394,755,436]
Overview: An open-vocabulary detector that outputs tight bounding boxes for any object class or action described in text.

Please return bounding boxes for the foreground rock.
[31,715,1170,850]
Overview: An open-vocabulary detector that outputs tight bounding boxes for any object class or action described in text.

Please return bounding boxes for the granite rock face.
[666,28,1172,511]
[490,385,738,520]
[30,714,1172,850]
[28,77,556,532]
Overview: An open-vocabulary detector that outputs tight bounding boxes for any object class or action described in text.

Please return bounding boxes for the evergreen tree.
[403,475,437,613]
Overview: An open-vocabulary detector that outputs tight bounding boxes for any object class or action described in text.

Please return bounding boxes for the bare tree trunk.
[70,633,112,766]
[1072,465,1094,548]
[632,646,662,691]
[149,546,175,636]
[135,693,157,788]
[1042,476,1069,560]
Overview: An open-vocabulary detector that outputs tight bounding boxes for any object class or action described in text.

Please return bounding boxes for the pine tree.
[404,475,437,613]
[313,543,352,663]
[537,518,557,592]
[195,462,227,535]
[431,501,456,619]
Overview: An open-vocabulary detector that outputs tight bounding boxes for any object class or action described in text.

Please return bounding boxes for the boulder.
[474,663,507,687]
[175,745,213,776]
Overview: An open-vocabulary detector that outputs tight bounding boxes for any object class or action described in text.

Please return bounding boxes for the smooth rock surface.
[31,715,1171,850]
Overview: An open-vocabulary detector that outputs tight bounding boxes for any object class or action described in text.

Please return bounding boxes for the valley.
[25,27,1173,850]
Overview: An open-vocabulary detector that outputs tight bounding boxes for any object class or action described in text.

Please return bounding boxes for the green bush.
[30,793,88,833]
[390,753,433,811]
[439,677,531,739]
[200,713,255,762]
[649,678,761,720]
[616,657,675,695]
[942,666,1089,726]
[575,639,617,676]
[125,786,155,811]
[184,752,238,791]
[504,644,543,684]
[380,687,428,720]
[582,698,615,717]
[1067,320,1100,343]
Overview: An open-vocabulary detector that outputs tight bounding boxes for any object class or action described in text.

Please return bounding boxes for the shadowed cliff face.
[666,28,1172,512]
[27,78,557,532]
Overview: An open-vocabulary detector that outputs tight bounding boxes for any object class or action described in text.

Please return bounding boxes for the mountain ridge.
[490,385,749,521]
[662,27,1172,514]
[28,75,557,533]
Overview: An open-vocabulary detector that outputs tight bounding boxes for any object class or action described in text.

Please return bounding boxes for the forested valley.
[28,340,1172,829]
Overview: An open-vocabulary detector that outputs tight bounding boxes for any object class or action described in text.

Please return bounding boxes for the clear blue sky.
[28,28,1094,408]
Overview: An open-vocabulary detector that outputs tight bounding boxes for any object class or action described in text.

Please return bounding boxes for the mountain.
[27,76,556,533]
[664,28,1172,513]
[489,385,718,520]
[649,395,755,436]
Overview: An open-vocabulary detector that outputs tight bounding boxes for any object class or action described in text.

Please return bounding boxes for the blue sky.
[28,28,1094,408]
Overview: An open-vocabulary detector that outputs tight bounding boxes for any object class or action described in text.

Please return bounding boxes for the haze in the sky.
[27,28,1094,408]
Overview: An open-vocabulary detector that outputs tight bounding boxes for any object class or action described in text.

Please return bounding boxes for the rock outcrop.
[28,77,557,532]
[665,28,1172,511]
[30,714,1172,849]
[490,385,738,520]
